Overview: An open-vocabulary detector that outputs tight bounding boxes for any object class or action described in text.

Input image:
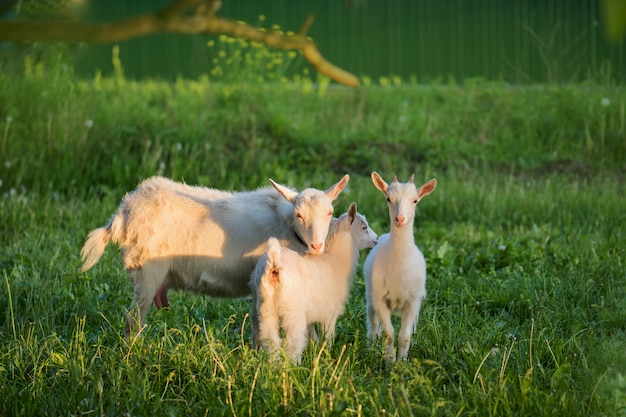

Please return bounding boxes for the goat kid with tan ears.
[364,171,437,362]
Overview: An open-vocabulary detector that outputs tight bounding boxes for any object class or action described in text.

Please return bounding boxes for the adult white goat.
[250,202,378,363]
[80,174,350,336]
[363,172,437,362]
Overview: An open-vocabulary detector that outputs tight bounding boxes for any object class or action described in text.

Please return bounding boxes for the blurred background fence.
[6,0,626,83]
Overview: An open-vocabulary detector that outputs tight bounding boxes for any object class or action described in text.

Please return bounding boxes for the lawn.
[0,55,625,416]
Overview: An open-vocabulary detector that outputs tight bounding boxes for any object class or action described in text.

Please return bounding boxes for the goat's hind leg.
[124,262,169,337]
[320,316,339,348]
[283,316,308,364]
[257,287,282,359]
[308,324,319,343]
[249,291,261,348]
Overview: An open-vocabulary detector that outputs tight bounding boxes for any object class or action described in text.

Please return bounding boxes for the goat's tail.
[80,213,123,272]
[261,238,283,289]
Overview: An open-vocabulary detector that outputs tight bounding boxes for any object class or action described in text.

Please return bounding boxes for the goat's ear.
[325,174,350,201]
[270,179,298,203]
[371,171,389,194]
[417,179,437,201]
[348,202,357,224]
[408,174,415,184]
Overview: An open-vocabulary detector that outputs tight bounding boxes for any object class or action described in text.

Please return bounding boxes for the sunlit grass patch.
[0,52,625,415]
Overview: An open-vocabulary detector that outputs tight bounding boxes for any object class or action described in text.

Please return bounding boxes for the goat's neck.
[277,197,296,227]
[389,220,416,247]
[324,231,359,275]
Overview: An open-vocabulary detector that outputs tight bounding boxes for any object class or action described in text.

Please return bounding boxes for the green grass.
[0,53,625,416]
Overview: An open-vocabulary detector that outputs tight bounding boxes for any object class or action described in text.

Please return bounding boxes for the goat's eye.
[386,197,391,203]
[413,199,418,204]
[296,212,303,219]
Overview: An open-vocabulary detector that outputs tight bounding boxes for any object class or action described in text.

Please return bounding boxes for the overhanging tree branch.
[0,0,359,87]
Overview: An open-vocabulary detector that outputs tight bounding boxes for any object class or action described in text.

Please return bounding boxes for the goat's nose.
[395,215,405,226]
[310,242,323,253]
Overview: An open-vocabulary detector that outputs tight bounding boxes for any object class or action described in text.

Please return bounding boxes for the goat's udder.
[154,283,170,309]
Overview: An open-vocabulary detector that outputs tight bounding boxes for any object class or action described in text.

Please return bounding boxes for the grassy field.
[0,54,625,416]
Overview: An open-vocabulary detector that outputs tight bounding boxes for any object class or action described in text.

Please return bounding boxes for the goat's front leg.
[398,297,423,361]
[367,302,382,340]
[377,306,396,362]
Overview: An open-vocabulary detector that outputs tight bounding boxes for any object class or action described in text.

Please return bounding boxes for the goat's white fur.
[250,202,378,363]
[363,171,437,362]
[80,175,350,336]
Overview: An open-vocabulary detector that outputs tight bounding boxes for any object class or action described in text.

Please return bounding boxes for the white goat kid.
[363,172,437,362]
[80,174,350,337]
[250,202,378,363]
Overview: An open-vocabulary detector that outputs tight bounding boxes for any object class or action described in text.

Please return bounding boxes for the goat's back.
[270,223,357,315]
[87,177,307,296]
